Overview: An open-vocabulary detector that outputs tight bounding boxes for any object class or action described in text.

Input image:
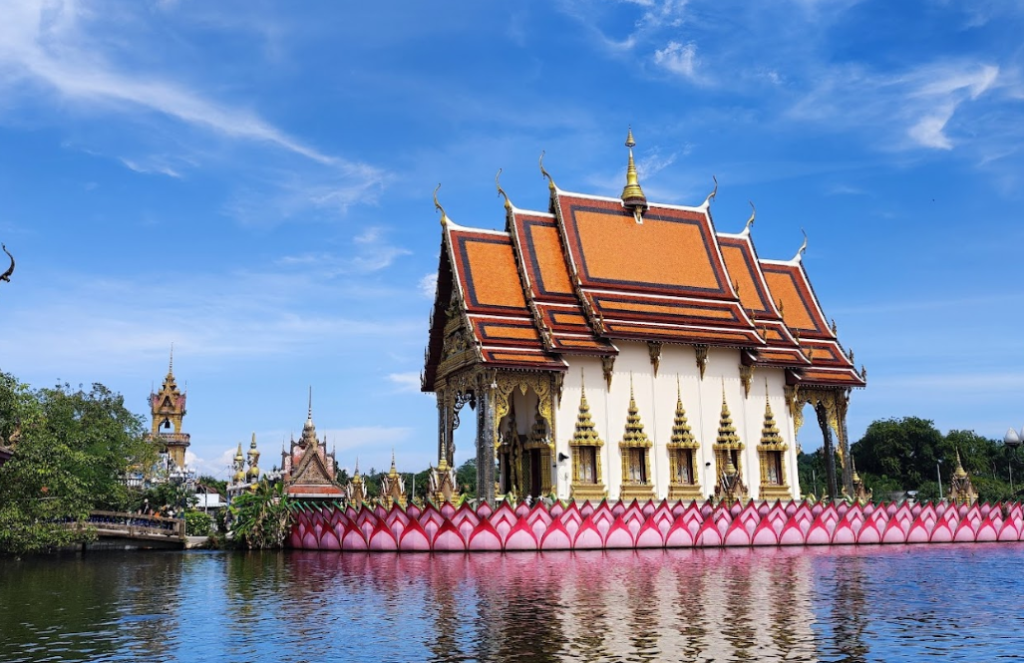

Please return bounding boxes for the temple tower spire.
[149,348,190,469]
[621,127,647,222]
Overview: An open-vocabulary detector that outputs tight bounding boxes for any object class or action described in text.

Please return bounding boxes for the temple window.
[627,447,648,484]
[673,448,695,485]
[577,446,598,484]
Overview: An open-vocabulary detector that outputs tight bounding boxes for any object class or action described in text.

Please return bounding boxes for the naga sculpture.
[0,244,13,284]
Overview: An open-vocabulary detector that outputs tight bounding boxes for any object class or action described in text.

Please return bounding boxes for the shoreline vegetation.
[1,370,1019,554]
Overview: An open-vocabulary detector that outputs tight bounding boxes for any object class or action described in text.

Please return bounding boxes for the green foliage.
[197,475,227,496]
[184,510,212,537]
[851,416,1018,502]
[229,481,291,549]
[139,482,197,515]
[456,457,477,498]
[797,450,828,499]
[0,374,151,554]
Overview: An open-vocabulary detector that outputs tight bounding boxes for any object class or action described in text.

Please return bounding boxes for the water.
[1,545,1022,662]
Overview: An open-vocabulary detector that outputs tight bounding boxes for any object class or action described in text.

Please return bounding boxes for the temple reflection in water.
[296,549,823,662]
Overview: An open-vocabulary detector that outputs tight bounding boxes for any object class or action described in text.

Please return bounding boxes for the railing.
[83,511,185,541]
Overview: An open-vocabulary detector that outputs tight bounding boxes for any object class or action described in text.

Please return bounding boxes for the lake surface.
[1,544,1021,662]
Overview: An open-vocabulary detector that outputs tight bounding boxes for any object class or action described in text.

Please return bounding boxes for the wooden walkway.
[81,511,186,549]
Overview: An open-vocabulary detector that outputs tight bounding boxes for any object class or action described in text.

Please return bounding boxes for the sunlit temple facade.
[422,131,865,503]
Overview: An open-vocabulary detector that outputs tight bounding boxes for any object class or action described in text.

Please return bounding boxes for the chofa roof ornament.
[0,244,13,285]
[433,183,449,226]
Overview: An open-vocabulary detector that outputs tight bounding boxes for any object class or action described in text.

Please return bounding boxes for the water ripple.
[3,544,1024,661]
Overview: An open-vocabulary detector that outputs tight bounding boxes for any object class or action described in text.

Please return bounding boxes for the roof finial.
[495,168,512,212]
[744,201,756,233]
[391,448,397,472]
[702,176,718,207]
[621,127,647,216]
[433,183,448,226]
[168,343,174,377]
[794,228,808,261]
[307,385,313,420]
[539,151,556,192]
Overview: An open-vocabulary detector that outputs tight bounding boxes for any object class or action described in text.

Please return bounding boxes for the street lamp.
[1004,427,1022,495]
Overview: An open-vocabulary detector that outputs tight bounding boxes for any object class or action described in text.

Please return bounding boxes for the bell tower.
[150,347,190,469]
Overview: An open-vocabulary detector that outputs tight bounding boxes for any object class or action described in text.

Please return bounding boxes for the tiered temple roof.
[422,134,866,392]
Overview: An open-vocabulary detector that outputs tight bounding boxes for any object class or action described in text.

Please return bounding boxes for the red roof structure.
[422,166,865,392]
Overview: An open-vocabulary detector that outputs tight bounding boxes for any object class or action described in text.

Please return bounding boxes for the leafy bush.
[184,510,212,537]
[229,482,291,549]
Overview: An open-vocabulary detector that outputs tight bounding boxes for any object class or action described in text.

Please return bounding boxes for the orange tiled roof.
[509,209,615,356]
[554,192,761,347]
[758,257,864,387]
[423,176,864,391]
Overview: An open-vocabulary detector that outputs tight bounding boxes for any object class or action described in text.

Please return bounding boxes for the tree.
[229,481,291,549]
[457,457,477,498]
[853,417,944,490]
[0,374,153,554]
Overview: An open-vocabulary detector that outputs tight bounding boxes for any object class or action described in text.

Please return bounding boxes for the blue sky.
[2,0,1024,480]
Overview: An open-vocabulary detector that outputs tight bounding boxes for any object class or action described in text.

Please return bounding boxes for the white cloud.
[653,41,699,79]
[907,106,955,150]
[388,372,421,393]
[418,272,438,299]
[119,157,182,179]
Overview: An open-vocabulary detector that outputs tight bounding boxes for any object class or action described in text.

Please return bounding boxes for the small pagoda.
[380,453,407,508]
[948,451,978,506]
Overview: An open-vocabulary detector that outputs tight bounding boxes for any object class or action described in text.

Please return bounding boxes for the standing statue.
[0,244,13,284]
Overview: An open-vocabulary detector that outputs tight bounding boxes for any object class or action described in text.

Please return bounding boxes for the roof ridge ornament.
[743,201,755,234]
[793,228,808,262]
[702,176,718,208]
[539,151,556,192]
[433,183,449,226]
[495,168,513,212]
[0,244,14,286]
[620,127,647,223]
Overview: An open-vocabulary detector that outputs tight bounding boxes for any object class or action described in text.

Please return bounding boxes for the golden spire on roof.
[621,127,647,214]
[495,168,512,212]
[744,201,756,233]
[168,343,175,378]
[433,183,449,226]
[954,450,968,478]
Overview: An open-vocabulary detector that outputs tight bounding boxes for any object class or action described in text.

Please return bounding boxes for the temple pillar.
[815,401,838,499]
[476,387,496,504]
[444,391,456,467]
[436,387,447,464]
[837,390,854,498]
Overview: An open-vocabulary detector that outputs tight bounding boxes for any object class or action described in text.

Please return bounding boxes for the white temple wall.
[555,342,800,501]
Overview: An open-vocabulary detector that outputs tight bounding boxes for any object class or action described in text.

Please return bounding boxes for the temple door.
[529,450,542,498]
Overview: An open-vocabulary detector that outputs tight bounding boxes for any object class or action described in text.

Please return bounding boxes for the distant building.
[149,349,192,476]
[281,390,343,499]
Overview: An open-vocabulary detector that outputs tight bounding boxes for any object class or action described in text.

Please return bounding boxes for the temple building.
[149,349,191,471]
[281,390,343,498]
[422,130,865,503]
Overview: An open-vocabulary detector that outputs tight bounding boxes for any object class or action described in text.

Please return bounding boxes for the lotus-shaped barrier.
[286,499,1024,552]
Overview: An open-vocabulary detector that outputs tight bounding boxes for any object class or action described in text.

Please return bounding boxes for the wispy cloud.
[387,372,421,393]
[653,41,699,80]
